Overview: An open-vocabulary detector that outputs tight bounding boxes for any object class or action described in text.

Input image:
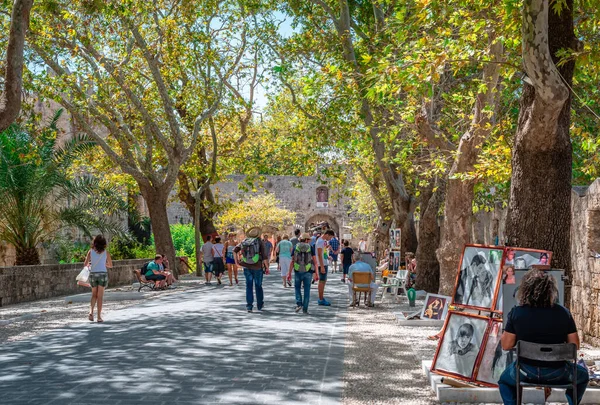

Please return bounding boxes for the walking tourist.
[289,233,317,314]
[235,227,269,313]
[212,236,226,285]
[201,235,214,285]
[340,240,354,283]
[276,234,293,288]
[498,269,589,405]
[275,234,282,268]
[290,228,301,252]
[328,232,340,273]
[347,251,378,307]
[263,233,274,264]
[358,238,367,252]
[84,235,113,323]
[316,229,334,306]
[224,232,239,286]
[144,254,167,288]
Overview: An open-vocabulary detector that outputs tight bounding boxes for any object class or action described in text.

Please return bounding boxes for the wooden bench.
[133,269,155,292]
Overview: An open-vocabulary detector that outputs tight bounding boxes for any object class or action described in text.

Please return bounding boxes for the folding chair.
[351,272,373,307]
[515,341,578,404]
[379,270,408,303]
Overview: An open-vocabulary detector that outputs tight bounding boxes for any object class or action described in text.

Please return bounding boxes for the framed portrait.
[503,247,552,270]
[473,319,514,387]
[432,311,489,381]
[452,245,504,311]
[391,251,401,271]
[389,228,401,250]
[420,293,451,321]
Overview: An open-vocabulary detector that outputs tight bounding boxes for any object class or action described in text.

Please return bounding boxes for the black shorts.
[213,257,225,276]
[146,274,166,281]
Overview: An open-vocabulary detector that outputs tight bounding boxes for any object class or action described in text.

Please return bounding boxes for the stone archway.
[304,213,340,235]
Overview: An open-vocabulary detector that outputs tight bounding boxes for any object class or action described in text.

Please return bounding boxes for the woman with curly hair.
[498,269,588,405]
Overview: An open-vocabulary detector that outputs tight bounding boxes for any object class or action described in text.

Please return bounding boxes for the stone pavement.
[0,267,347,405]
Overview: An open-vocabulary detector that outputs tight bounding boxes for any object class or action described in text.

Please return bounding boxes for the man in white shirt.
[201,235,214,285]
[358,238,367,252]
[316,229,334,306]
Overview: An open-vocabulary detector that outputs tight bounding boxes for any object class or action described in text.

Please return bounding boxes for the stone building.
[166,174,357,238]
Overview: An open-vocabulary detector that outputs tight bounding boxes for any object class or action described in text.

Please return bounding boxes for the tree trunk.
[368,218,390,260]
[177,171,217,239]
[416,179,444,292]
[436,35,503,296]
[0,0,34,132]
[141,186,178,277]
[15,245,40,265]
[505,0,575,304]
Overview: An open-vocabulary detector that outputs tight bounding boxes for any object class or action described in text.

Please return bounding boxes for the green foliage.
[170,224,197,258]
[0,113,127,265]
[216,194,296,232]
[109,234,155,261]
[51,237,90,264]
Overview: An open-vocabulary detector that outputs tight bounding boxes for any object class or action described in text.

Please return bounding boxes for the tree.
[505,0,577,302]
[216,194,296,233]
[0,113,126,265]
[0,0,34,131]
[29,0,250,273]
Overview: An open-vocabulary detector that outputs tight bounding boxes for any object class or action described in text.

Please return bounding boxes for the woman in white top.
[84,235,113,323]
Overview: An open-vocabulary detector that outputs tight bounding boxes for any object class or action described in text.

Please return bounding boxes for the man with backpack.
[287,233,317,314]
[316,229,335,306]
[234,227,269,313]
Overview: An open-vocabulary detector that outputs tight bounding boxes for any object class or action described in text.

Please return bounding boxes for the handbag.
[76,266,91,288]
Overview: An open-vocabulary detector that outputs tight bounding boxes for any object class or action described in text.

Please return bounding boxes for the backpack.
[240,238,261,265]
[140,261,150,277]
[294,243,313,272]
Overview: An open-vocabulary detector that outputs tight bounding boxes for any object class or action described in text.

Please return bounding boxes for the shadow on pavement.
[0,273,347,405]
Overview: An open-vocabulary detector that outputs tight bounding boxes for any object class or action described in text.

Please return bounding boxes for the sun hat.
[246,227,261,238]
[301,232,311,240]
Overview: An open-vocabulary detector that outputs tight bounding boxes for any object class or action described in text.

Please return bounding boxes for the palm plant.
[0,110,127,265]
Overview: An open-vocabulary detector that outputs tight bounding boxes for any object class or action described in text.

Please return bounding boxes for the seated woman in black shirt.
[498,269,589,405]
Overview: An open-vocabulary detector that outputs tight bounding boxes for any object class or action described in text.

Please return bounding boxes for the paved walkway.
[0,268,347,405]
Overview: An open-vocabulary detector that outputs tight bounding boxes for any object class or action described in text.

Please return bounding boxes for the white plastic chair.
[379,270,408,303]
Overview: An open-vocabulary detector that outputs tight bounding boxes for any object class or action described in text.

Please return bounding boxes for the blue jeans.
[295,271,312,312]
[243,268,264,310]
[498,361,589,405]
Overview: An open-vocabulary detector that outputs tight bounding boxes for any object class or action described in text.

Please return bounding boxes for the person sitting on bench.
[144,254,167,288]
[498,269,589,405]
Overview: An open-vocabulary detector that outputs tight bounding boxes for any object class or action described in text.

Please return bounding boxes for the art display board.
[495,247,554,313]
[503,247,552,270]
[420,293,451,321]
[388,250,402,271]
[452,245,504,311]
[432,244,557,386]
[389,228,401,250]
[501,269,564,327]
[472,319,514,387]
[431,311,489,380]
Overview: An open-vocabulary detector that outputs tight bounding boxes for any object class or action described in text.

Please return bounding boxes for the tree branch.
[522,0,569,104]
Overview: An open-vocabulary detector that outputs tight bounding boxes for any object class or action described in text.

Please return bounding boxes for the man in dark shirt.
[498,269,588,405]
[339,240,354,283]
[234,227,269,313]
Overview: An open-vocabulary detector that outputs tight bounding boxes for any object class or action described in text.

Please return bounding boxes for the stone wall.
[570,179,600,345]
[0,259,149,307]
[166,174,357,237]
